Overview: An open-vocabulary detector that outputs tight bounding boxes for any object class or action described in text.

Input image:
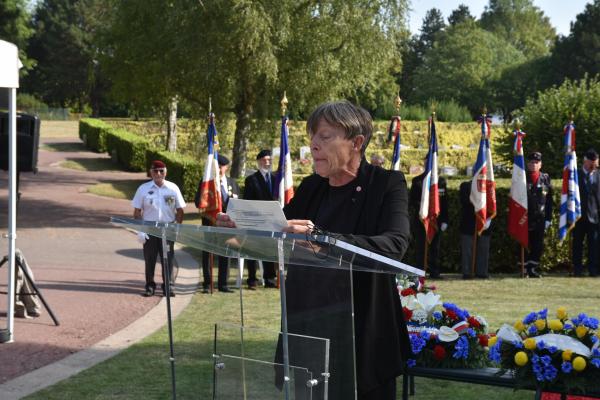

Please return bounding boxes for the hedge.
[105,128,150,172]
[79,118,112,153]
[145,149,203,201]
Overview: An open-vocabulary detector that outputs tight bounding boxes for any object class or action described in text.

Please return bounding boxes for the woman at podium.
[219,101,410,399]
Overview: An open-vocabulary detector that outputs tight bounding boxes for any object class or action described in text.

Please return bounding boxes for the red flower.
[401,288,416,297]
[468,316,481,329]
[478,335,489,347]
[446,310,457,320]
[402,307,413,320]
[433,345,446,360]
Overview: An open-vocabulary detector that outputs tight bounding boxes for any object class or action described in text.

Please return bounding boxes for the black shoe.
[219,287,234,293]
[144,287,155,297]
[527,270,541,278]
[202,286,209,294]
[247,285,257,291]
[264,280,277,288]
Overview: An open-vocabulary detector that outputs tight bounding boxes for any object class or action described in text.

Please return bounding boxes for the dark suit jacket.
[409,172,449,227]
[578,169,600,224]
[459,181,492,236]
[244,170,274,201]
[193,176,240,213]
[283,159,411,395]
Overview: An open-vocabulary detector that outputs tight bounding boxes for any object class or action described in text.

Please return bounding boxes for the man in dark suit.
[459,180,492,279]
[409,172,449,279]
[243,149,277,289]
[573,148,600,277]
[195,154,240,292]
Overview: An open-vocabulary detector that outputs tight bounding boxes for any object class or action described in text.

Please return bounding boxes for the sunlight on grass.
[40,121,79,138]
[42,142,86,152]
[60,157,122,172]
[87,180,143,200]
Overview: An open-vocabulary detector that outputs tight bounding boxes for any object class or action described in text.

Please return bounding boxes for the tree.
[23,0,108,113]
[480,0,556,59]
[448,4,475,26]
[551,0,600,84]
[0,0,34,70]
[413,21,525,114]
[399,8,445,102]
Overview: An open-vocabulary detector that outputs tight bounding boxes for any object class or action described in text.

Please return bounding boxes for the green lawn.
[24,275,600,399]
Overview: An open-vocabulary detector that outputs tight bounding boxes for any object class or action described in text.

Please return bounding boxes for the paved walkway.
[0,135,199,399]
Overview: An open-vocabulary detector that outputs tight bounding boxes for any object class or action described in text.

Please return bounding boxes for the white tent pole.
[7,87,17,342]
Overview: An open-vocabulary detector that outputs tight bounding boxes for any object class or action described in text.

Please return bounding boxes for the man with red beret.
[132,160,186,296]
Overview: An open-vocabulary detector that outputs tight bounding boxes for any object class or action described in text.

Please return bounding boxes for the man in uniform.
[196,154,240,292]
[132,160,185,297]
[573,149,600,277]
[409,170,449,279]
[243,149,277,289]
[523,151,553,278]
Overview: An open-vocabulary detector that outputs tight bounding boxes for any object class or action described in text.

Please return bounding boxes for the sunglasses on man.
[152,168,166,173]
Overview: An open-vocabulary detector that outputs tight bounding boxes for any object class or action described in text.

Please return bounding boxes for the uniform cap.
[217,154,230,166]
[151,160,166,169]
[585,148,598,161]
[527,152,542,161]
[256,149,271,160]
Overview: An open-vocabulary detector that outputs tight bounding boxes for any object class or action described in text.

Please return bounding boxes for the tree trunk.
[166,96,178,152]
[231,101,252,178]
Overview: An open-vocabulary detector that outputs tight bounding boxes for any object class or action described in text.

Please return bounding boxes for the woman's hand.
[283,219,315,234]
[215,213,237,228]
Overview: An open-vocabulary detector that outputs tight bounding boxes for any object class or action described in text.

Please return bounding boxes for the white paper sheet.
[226,199,288,231]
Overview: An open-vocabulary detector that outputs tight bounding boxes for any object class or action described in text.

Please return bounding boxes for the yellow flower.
[514,321,525,331]
[488,336,498,347]
[548,319,564,331]
[534,319,546,330]
[556,307,568,320]
[573,356,586,372]
[562,350,573,361]
[576,325,588,338]
[515,351,528,366]
[524,338,537,350]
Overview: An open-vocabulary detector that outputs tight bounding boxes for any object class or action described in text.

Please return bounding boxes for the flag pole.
[520,246,525,278]
[276,92,289,290]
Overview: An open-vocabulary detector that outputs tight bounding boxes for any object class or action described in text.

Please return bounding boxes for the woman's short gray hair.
[306,101,373,154]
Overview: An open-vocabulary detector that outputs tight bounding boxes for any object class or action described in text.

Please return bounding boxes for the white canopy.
[0,39,22,343]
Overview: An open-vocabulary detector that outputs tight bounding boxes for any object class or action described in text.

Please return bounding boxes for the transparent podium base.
[213,323,330,400]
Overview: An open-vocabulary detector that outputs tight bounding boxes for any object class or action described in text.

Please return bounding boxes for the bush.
[79,118,112,152]
[105,128,151,171]
[515,75,600,177]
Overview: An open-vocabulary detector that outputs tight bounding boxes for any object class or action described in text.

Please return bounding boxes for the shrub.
[79,118,112,152]
[105,128,151,171]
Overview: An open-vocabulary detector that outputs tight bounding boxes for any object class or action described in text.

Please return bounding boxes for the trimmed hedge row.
[79,118,203,200]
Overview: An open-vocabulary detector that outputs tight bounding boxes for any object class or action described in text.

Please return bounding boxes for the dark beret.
[585,148,598,161]
[217,154,230,166]
[256,149,271,160]
[151,160,166,169]
[527,152,542,161]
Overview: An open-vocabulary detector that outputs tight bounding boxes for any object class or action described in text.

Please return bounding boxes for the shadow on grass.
[42,142,86,152]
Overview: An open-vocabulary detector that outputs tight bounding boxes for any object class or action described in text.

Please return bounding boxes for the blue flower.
[488,343,502,363]
[410,335,427,354]
[467,328,476,338]
[453,336,469,359]
[432,311,442,320]
[543,364,558,381]
[541,355,552,366]
[528,325,538,335]
[591,358,600,368]
[532,354,540,363]
[513,340,524,349]
[547,346,558,354]
[407,359,416,367]
[564,323,573,330]
[587,317,599,329]
[420,330,431,340]
[538,308,548,319]
[562,361,573,373]
[593,349,600,357]
[524,312,537,325]
[592,336,599,345]
[537,340,546,350]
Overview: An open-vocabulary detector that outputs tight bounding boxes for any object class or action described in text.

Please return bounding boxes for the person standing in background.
[132,160,185,297]
[459,180,491,279]
[243,149,277,289]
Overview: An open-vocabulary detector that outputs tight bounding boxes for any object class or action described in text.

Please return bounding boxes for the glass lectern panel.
[111,217,423,275]
[214,323,329,400]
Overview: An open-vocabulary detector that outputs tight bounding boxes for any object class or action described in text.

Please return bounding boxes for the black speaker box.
[0,112,40,173]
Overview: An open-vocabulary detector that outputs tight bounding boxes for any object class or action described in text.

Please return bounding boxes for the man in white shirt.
[132,160,186,296]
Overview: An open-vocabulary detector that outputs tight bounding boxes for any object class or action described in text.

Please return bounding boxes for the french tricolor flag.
[470,114,496,235]
[388,116,401,171]
[419,117,440,243]
[559,122,581,241]
[198,113,222,222]
[507,129,528,248]
[275,115,294,206]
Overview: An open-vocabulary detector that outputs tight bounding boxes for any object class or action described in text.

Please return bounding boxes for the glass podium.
[111,217,423,400]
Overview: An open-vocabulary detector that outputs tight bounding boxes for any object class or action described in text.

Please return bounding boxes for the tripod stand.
[0,248,60,327]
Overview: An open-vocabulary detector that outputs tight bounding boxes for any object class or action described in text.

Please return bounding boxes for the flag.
[470,114,497,235]
[559,122,581,241]
[389,116,402,171]
[419,117,440,243]
[507,129,528,248]
[198,112,222,222]
[274,115,294,206]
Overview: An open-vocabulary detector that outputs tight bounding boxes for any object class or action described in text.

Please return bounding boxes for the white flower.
[415,292,442,315]
[438,326,459,342]
[401,295,418,310]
